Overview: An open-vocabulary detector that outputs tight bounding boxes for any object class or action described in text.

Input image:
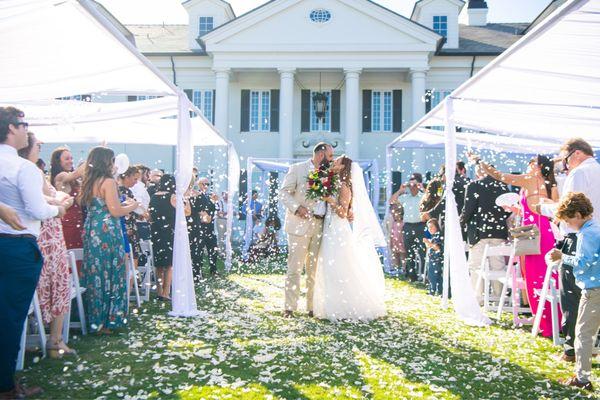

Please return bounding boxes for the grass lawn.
[18,257,599,399]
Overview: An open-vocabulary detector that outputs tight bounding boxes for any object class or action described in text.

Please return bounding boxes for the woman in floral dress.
[18,132,76,357]
[79,147,139,334]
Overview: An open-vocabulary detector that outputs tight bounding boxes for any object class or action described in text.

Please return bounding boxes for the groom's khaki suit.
[280,159,324,312]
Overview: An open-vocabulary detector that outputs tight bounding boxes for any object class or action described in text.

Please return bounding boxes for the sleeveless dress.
[62,184,84,250]
[520,191,559,337]
[36,184,71,324]
[313,194,386,321]
[82,197,128,332]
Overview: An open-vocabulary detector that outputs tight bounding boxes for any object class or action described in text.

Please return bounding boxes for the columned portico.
[278,68,295,159]
[344,68,361,160]
[410,68,428,125]
[214,68,230,139]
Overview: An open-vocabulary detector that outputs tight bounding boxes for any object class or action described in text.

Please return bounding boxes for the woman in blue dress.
[78,147,139,334]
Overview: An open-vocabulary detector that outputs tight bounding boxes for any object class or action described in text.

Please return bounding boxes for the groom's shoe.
[308,311,314,318]
[283,310,294,318]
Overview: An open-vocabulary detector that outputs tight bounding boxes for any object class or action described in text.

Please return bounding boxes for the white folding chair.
[532,260,562,345]
[127,253,141,308]
[496,248,531,326]
[16,292,46,371]
[475,243,512,312]
[138,239,156,302]
[63,249,87,343]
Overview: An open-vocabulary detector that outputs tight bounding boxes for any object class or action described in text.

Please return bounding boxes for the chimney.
[467,0,488,26]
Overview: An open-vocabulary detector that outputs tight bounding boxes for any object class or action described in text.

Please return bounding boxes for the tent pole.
[243,158,254,260]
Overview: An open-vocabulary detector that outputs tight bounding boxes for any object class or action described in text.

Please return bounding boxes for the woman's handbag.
[509,223,541,256]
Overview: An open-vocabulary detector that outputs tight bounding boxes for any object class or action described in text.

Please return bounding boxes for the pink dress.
[520,191,560,338]
[37,185,71,324]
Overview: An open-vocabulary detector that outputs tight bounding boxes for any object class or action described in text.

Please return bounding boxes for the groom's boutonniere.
[306,165,339,200]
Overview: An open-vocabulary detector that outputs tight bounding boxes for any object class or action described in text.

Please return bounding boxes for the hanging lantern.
[313,91,328,121]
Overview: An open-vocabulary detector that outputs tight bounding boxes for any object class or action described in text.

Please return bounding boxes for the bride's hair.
[338,155,353,193]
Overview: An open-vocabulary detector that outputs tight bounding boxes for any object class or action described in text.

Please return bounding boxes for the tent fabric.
[387,0,600,325]
[0,0,174,100]
[390,0,600,151]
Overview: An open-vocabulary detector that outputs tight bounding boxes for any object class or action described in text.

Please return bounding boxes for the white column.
[278,68,295,159]
[214,68,230,139]
[410,68,428,125]
[344,68,361,160]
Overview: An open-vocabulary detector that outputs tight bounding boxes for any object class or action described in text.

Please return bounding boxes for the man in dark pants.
[557,234,580,361]
[0,107,66,399]
[192,177,218,277]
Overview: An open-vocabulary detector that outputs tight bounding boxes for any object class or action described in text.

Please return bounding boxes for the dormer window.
[199,16,214,36]
[433,15,448,37]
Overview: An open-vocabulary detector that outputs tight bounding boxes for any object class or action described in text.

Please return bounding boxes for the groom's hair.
[313,142,330,155]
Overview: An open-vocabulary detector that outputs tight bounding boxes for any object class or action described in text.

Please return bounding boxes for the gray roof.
[438,23,528,55]
[126,25,207,55]
[127,22,527,56]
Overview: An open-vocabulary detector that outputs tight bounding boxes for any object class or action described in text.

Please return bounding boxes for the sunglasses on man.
[12,121,29,129]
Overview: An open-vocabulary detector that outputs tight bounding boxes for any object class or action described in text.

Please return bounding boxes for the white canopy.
[390,0,600,152]
[0,0,239,318]
[387,0,600,326]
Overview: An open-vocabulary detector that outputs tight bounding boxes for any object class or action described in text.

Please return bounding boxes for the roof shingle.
[438,23,528,55]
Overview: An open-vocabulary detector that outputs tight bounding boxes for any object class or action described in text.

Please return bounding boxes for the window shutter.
[127,96,137,102]
[184,89,193,101]
[331,90,340,132]
[425,90,432,113]
[240,90,250,132]
[362,90,372,133]
[391,171,402,194]
[392,90,402,133]
[270,89,280,132]
[212,89,216,124]
[301,90,310,132]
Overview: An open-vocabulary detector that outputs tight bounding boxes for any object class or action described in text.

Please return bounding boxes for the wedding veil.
[350,162,386,248]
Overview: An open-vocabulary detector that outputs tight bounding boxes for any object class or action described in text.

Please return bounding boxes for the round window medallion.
[310,9,331,23]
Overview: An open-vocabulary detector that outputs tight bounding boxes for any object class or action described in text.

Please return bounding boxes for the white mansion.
[50,0,558,181]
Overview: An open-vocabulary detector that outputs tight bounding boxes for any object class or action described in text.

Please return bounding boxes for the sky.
[97,0,551,25]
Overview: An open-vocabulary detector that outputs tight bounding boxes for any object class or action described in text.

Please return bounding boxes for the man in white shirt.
[215,191,230,256]
[0,107,66,399]
[389,173,425,281]
[130,164,151,240]
[538,138,600,362]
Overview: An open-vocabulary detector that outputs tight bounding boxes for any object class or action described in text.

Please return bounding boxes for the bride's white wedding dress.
[313,163,386,321]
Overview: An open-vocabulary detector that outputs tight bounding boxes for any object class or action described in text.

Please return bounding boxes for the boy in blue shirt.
[549,192,600,391]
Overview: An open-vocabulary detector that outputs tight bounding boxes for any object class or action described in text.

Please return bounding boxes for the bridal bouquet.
[306,166,339,200]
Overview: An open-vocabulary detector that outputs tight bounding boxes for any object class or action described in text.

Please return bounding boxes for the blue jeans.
[0,236,43,392]
[428,259,443,296]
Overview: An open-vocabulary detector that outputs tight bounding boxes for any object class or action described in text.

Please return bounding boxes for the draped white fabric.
[443,99,491,326]
[350,163,386,248]
[169,94,200,317]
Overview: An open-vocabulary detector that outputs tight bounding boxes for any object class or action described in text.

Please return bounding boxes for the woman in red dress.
[19,134,76,357]
[50,148,85,250]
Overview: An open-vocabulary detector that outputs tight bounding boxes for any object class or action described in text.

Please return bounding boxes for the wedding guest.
[241,190,263,223]
[420,177,443,224]
[147,169,163,197]
[0,106,65,399]
[473,153,559,337]
[384,203,406,274]
[79,147,138,334]
[215,191,229,256]
[186,177,202,274]
[549,192,600,391]
[389,173,425,281]
[460,164,511,302]
[537,138,600,361]
[19,132,76,358]
[131,164,151,240]
[190,177,218,277]
[118,166,142,267]
[249,213,282,262]
[50,147,85,251]
[424,218,443,296]
[149,174,177,299]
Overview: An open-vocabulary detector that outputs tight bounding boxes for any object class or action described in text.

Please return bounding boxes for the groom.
[280,142,333,317]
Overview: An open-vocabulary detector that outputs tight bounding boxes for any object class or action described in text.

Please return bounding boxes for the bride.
[312,156,387,321]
